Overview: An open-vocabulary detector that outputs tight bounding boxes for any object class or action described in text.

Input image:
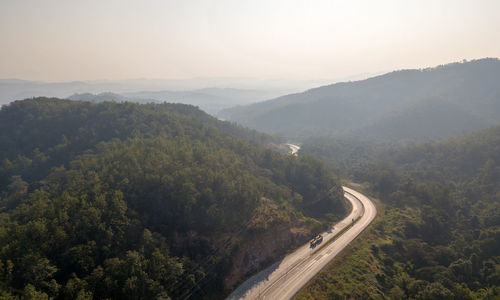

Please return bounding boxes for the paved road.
[226,186,376,300]
[286,143,300,155]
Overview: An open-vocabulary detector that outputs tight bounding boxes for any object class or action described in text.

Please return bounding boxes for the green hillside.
[221,58,500,141]
[353,99,489,141]
[0,98,346,299]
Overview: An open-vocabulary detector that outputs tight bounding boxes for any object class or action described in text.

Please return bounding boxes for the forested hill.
[0,98,346,299]
[0,97,278,165]
[220,58,500,141]
[376,124,500,184]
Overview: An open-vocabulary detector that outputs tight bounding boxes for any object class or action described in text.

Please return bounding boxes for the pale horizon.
[1,0,499,82]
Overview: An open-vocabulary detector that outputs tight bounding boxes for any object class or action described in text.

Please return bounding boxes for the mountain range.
[220,58,500,141]
[0,79,283,115]
[0,78,335,114]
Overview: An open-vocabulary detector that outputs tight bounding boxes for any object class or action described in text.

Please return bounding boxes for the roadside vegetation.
[297,125,500,299]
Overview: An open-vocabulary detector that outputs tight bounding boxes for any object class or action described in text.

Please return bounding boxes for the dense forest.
[220,58,500,141]
[0,98,347,299]
[297,125,500,299]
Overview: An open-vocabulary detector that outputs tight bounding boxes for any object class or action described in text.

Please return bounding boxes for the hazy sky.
[1,0,499,82]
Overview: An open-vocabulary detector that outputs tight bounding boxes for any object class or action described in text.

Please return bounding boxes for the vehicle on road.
[310,234,323,248]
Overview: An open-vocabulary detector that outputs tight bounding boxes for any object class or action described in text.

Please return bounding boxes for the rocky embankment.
[225,225,312,290]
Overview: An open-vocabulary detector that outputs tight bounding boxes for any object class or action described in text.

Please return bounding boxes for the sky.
[1,0,499,82]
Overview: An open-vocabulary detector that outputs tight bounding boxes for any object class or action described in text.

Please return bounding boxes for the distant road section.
[226,186,377,300]
[286,143,300,155]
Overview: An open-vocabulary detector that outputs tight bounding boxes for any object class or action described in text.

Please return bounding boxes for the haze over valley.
[0,78,313,114]
[1,1,499,299]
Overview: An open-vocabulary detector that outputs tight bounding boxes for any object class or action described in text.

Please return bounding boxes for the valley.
[0,59,499,300]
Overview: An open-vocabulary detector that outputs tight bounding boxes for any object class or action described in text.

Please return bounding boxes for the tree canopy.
[0,98,346,299]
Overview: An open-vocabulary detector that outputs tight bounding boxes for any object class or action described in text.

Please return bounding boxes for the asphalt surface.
[286,143,300,155]
[226,186,377,300]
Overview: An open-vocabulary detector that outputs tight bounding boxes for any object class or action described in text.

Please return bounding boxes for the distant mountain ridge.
[65,89,278,114]
[0,79,290,115]
[67,92,150,103]
[0,77,322,114]
[220,58,500,141]
[123,88,277,114]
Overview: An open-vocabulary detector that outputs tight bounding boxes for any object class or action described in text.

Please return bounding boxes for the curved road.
[286,143,301,155]
[227,186,376,300]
